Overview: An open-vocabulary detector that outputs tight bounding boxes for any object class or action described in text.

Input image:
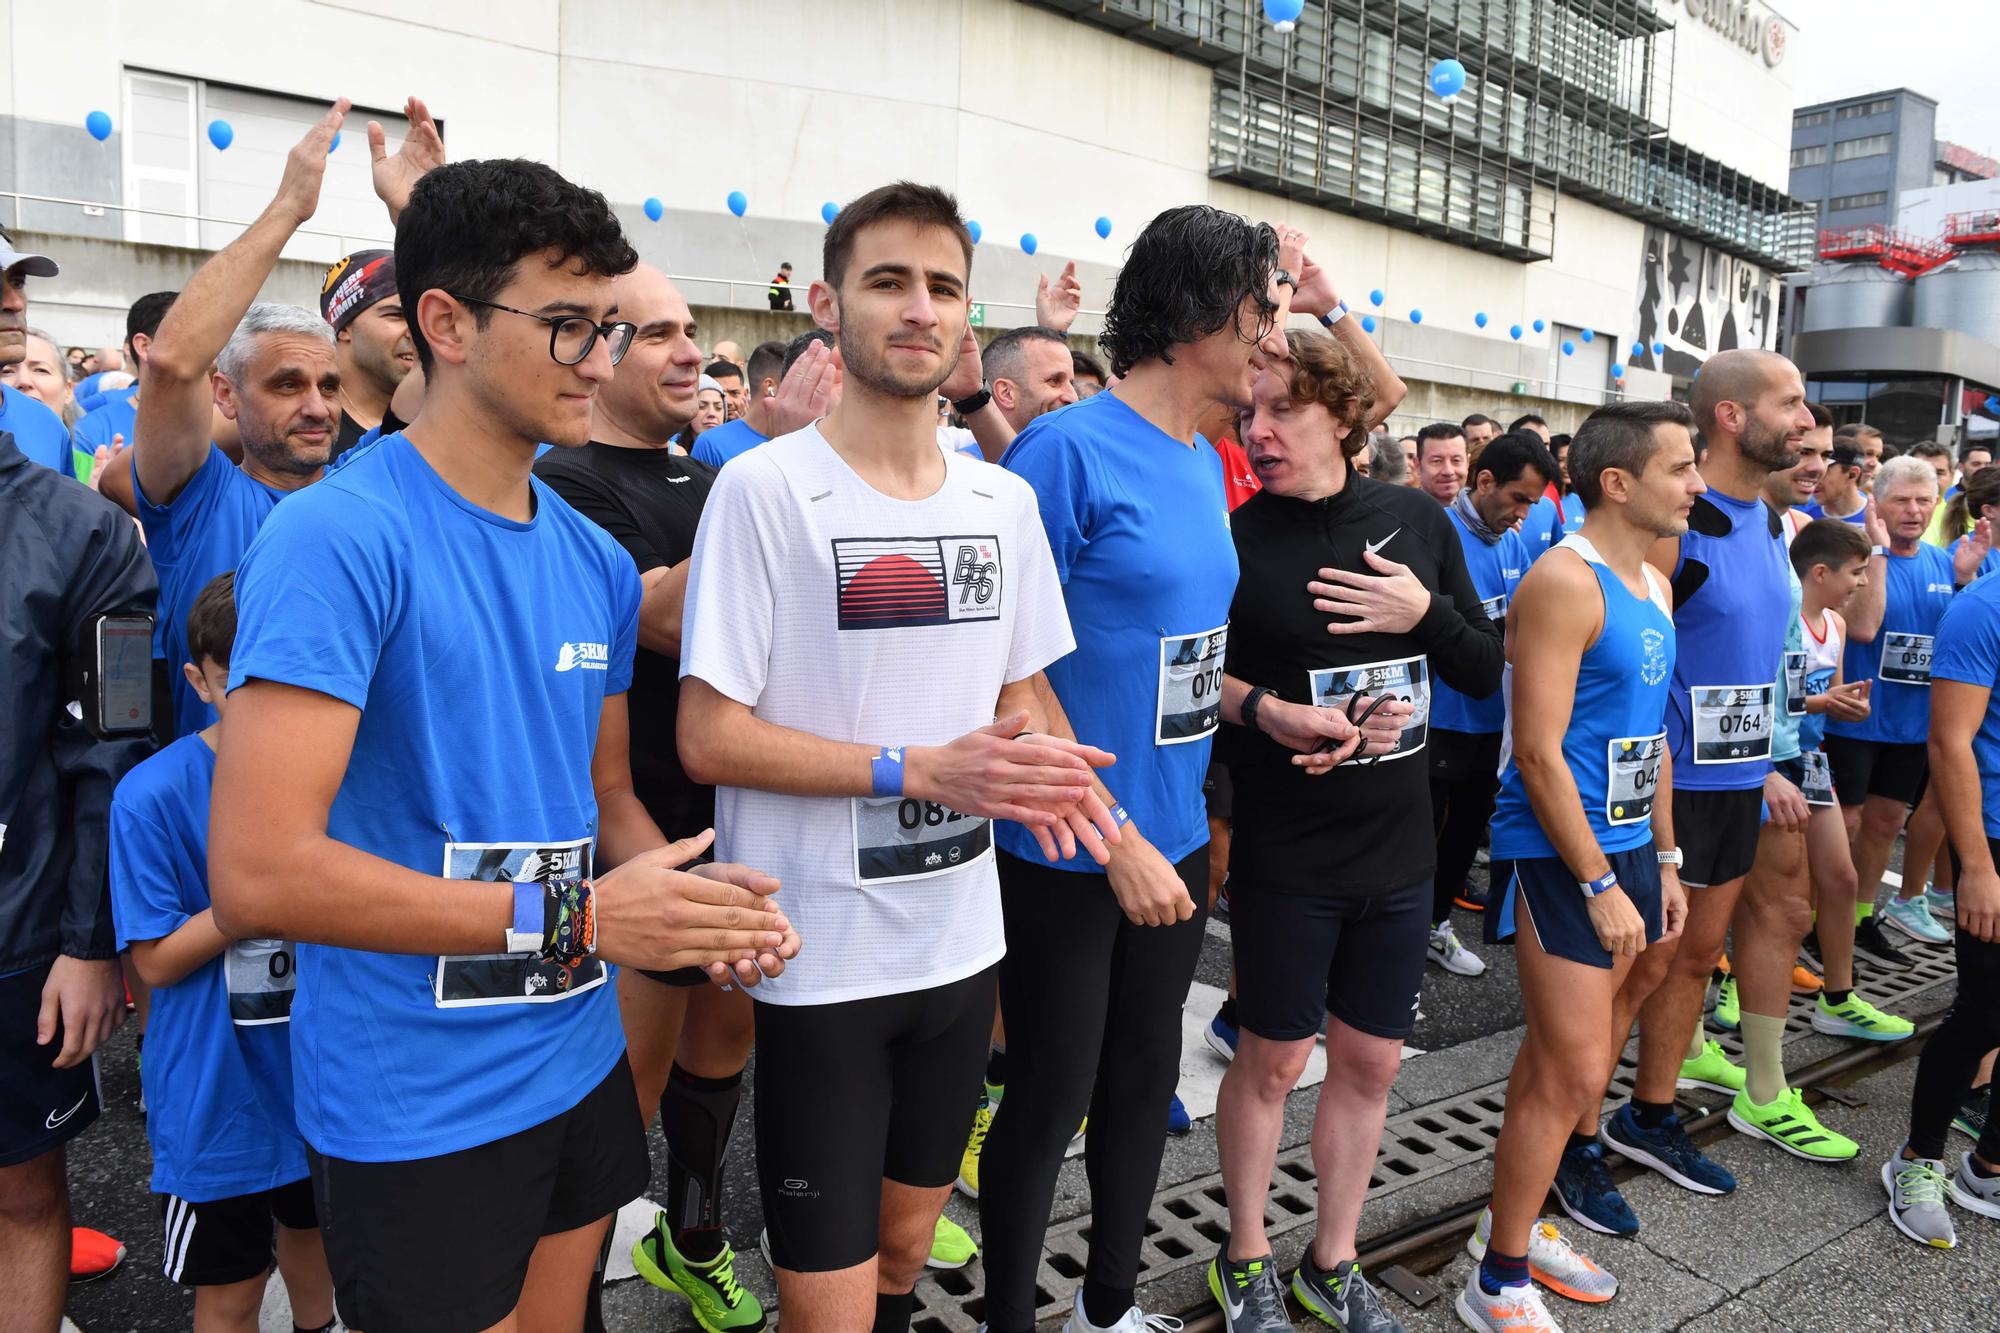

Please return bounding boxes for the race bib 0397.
[1879,631,1933,686]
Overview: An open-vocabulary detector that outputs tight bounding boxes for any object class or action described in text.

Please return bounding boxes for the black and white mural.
[1632,225,1781,376]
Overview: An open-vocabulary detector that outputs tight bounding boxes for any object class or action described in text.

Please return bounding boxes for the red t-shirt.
[1214,436,1262,511]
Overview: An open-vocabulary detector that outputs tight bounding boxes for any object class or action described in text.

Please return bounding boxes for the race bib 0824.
[434,838,606,1009]
[852,797,992,884]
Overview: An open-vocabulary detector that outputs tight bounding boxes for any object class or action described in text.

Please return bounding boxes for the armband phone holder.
[68,613,156,740]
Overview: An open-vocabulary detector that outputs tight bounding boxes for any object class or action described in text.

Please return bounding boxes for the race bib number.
[1880,631,1934,686]
[1800,748,1836,807]
[1606,732,1665,825]
[1157,626,1228,745]
[225,938,296,1026]
[1691,683,1773,764]
[434,838,606,1009]
[1307,655,1430,762]
[852,797,992,884]
[1480,593,1508,623]
[1784,651,1807,717]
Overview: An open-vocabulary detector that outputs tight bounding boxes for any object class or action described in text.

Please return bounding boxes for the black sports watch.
[952,384,993,416]
[1274,268,1297,291]
[1242,685,1276,735]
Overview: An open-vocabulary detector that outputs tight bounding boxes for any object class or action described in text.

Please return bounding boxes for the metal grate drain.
[902,934,1958,1331]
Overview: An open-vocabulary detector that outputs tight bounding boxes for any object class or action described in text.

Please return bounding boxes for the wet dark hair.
[1472,432,1559,491]
[822,182,972,291]
[1569,400,1696,508]
[1099,205,1278,377]
[186,571,237,670]
[395,159,637,374]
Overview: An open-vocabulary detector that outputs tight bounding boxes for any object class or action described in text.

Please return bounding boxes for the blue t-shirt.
[692,418,767,469]
[1523,492,1583,563]
[73,388,138,453]
[135,445,288,737]
[1433,509,1527,734]
[1828,543,1956,746]
[999,391,1238,870]
[1803,498,1868,526]
[73,370,114,406]
[227,433,641,1161]
[1933,575,2000,839]
[110,735,307,1202]
[1951,535,2000,585]
[1,383,73,479]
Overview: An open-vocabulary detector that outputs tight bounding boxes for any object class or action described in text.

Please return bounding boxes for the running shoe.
[1063,1287,1186,1332]
[1454,1271,1564,1332]
[1712,976,1740,1031]
[1811,991,1915,1042]
[1429,921,1487,976]
[1167,1093,1192,1136]
[1882,893,1951,945]
[68,1228,124,1283]
[1951,1152,2000,1220]
[957,1084,999,1198]
[1208,1248,1290,1333]
[1678,1039,1747,1097]
[929,1214,978,1269]
[1466,1208,1617,1303]
[632,1213,767,1332]
[1791,964,1823,995]
[1882,1155,1957,1249]
[1928,885,1956,920]
[1215,878,1232,918]
[1798,930,1823,970]
[1853,917,1914,970]
[1291,1251,1409,1331]
[1455,881,1489,913]
[1953,1085,1991,1140]
[1206,1009,1240,1062]
[1599,1105,1737,1195]
[1727,1088,1858,1162]
[1550,1140,1638,1236]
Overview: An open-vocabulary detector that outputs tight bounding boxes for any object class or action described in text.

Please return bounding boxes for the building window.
[1834,135,1892,162]
[1837,99,1895,121]
[1794,110,1829,129]
[1790,145,1827,168]
[1827,191,1889,213]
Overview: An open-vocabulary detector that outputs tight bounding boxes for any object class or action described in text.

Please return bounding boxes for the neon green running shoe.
[1713,976,1740,1030]
[632,1213,767,1332]
[957,1085,998,1199]
[1678,1039,1746,1096]
[1811,992,1915,1042]
[928,1213,978,1270]
[1727,1088,1858,1162]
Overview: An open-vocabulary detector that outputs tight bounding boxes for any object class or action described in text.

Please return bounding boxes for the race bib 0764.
[1157,626,1228,745]
[1691,683,1773,764]
[434,838,606,1009]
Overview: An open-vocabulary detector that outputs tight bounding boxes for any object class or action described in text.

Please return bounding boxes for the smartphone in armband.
[69,613,156,739]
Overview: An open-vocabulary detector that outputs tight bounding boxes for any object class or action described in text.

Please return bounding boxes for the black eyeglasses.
[449,293,636,367]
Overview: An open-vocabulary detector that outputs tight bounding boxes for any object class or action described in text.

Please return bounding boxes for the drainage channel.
[901,936,1958,1332]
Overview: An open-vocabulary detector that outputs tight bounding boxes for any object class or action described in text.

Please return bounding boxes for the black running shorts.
[1487,847,1664,969]
[1229,880,1430,1042]
[752,966,996,1273]
[1672,787,1764,888]
[308,1053,647,1333]
[0,961,102,1167]
[158,1176,317,1287]
[1823,736,1929,810]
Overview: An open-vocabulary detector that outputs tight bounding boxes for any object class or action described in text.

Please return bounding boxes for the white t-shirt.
[680,425,1075,1005]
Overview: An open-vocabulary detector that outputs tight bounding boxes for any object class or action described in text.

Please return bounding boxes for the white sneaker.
[1429,921,1487,976]
[1455,1269,1563,1331]
[1062,1288,1186,1332]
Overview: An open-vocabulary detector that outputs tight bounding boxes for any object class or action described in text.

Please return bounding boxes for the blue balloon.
[1361,315,1377,334]
[643,197,664,223]
[1429,58,1468,100]
[1474,311,1488,328]
[207,119,234,151]
[1653,341,1666,355]
[821,201,840,225]
[1020,233,1038,256]
[85,110,112,141]
[328,131,341,154]
[1532,318,1546,333]
[1580,328,1594,343]
[726,190,747,218]
[1632,341,1646,359]
[966,220,982,245]
[1409,309,1423,325]
[1986,395,2000,414]
[1094,216,1112,239]
[1509,324,1523,340]
[1262,0,1304,31]
[1369,289,1384,307]
[1612,364,1627,379]
[1561,340,1576,356]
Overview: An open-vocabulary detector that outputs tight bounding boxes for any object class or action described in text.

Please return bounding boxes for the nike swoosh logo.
[1364,528,1401,556]
[1221,1279,1246,1319]
[45,1089,89,1129]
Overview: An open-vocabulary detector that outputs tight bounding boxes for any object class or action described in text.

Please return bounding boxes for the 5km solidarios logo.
[554,641,610,672]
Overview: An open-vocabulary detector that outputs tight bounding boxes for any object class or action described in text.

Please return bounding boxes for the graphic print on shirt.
[833,535,1003,630]
[1307,655,1431,760]
[434,838,605,1008]
[225,939,297,1026]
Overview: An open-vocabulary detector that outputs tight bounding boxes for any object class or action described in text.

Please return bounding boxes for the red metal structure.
[1815,224,1951,276]
[1942,210,2000,251]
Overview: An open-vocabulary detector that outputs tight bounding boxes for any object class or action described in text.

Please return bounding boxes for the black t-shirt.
[1221,472,1503,896]
[329,407,406,465]
[533,442,716,838]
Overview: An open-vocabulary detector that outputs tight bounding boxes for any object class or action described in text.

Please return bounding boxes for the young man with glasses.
[209,130,801,1333]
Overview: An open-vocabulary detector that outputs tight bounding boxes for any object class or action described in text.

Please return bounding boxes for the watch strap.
[1243,685,1275,735]
[1656,847,1683,867]
[951,386,993,416]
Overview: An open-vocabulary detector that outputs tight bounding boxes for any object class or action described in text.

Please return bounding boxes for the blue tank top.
[1432,509,1528,735]
[1826,543,1956,745]
[1492,536,1677,861]
[1772,566,1805,763]
[1664,491,1789,791]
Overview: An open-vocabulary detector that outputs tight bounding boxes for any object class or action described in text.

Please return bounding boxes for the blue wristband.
[506,880,545,953]
[1579,870,1619,899]
[871,746,906,798]
[1110,802,1131,828]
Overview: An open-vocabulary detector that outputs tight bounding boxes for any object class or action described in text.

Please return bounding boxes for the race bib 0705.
[434,838,606,1009]
[1307,655,1430,762]
[852,797,992,884]
[1157,626,1228,745]
[1800,748,1836,807]
[225,938,296,1026]
[1606,732,1666,825]
[1691,683,1774,764]
[1784,651,1807,717]
[1880,631,1934,686]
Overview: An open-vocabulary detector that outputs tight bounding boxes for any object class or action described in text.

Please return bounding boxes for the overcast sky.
[1787,0,1997,153]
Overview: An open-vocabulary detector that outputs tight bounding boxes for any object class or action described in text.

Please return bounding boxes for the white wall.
[1646,0,1799,191]
[1901,178,2000,240]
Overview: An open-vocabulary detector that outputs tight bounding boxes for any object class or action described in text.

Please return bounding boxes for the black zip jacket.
[1222,471,1503,895]
[1,434,158,971]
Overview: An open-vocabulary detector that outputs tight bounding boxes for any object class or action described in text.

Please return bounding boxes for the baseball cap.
[0,232,60,279]
[1830,442,1863,469]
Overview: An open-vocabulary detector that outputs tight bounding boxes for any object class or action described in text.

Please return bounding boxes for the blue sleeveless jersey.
[1492,536,1677,861]
[1432,509,1527,734]
[1827,543,1956,745]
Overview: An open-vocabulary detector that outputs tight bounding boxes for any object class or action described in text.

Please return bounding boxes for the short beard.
[242,432,329,478]
[1739,416,1799,472]
[838,326,955,401]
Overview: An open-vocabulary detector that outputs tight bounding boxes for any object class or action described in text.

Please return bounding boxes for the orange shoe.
[1717,953,1732,976]
[69,1227,125,1283]
[1792,964,1823,994]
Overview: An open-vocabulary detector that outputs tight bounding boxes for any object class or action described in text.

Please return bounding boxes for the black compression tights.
[1909,923,2000,1163]
[978,847,1209,1333]
[1430,769,1500,927]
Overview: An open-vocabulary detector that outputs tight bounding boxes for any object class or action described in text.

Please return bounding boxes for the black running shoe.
[1854,917,1914,971]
